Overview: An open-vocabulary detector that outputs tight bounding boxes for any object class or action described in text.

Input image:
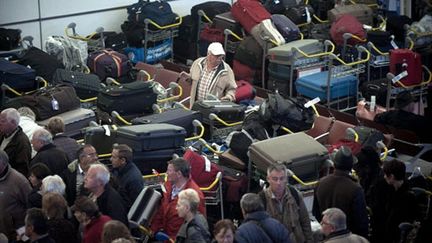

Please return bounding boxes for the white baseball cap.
[207,42,225,56]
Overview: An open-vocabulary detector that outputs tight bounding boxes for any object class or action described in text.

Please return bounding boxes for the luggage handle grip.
[111,111,132,125]
[329,46,370,66]
[367,42,389,56]
[156,82,182,104]
[224,29,243,41]
[185,120,205,142]
[209,113,243,127]
[197,10,213,24]
[64,23,98,41]
[144,14,182,30]
[343,33,366,43]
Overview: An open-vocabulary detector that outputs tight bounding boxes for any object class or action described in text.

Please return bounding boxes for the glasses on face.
[270,176,287,182]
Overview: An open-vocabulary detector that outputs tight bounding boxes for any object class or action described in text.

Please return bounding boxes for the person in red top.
[151,157,206,240]
[72,196,111,243]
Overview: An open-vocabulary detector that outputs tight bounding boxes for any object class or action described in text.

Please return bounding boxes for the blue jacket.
[235,211,292,243]
[113,162,144,208]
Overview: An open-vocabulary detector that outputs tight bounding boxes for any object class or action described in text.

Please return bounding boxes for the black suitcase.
[97,81,157,115]
[0,58,36,91]
[267,62,292,97]
[52,69,102,99]
[285,5,314,25]
[133,148,183,175]
[191,100,246,125]
[17,47,64,82]
[83,125,117,155]
[131,108,203,136]
[191,1,232,40]
[262,0,298,14]
[233,36,263,69]
[213,12,243,37]
[0,28,21,51]
[116,124,186,152]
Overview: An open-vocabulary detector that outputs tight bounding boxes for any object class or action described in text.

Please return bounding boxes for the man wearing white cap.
[180,42,237,107]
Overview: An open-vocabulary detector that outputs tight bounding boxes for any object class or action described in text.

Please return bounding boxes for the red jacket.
[83,215,111,243]
[151,178,206,240]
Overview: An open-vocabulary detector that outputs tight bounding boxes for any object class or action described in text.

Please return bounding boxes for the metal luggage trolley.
[141,15,182,63]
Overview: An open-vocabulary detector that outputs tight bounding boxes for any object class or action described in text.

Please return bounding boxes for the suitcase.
[133,148,183,175]
[328,4,373,25]
[219,149,247,171]
[0,28,21,51]
[249,132,328,181]
[231,0,271,33]
[52,69,102,99]
[262,0,298,14]
[37,108,96,138]
[267,39,323,65]
[127,0,177,28]
[389,49,422,87]
[235,80,256,102]
[213,12,243,37]
[97,80,157,115]
[83,124,117,155]
[116,124,186,152]
[233,36,263,69]
[285,5,315,25]
[386,14,413,43]
[367,30,392,50]
[233,59,256,82]
[250,19,285,48]
[128,186,162,227]
[0,58,36,91]
[191,1,232,40]
[191,100,246,125]
[330,14,366,46]
[295,71,358,101]
[184,149,221,188]
[271,14,300,43]
[267,62,291,97]
[130,108,203,136]
[87,49,132,81]
[17,47,64,82]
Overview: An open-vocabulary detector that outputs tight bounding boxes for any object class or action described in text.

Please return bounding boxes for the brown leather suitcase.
[219,149,246,171]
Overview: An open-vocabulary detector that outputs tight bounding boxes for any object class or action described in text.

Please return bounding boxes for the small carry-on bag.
[87,49,131,81]
[267,39,323,65]
[52,69,102,99]
[231,0,271,33]
[37,108,96,138]
[250,19,285,48]
[389,49,422,87]
[191,100,246,124]
[328,4,373,25]
[271,14,300,43]
[128,186,162,227]
[17,47,64,82]
[249,132,328,182]
[116,124,186,151]
[0,59,36,91]
[97,80,157,115]
[130,108,203,136]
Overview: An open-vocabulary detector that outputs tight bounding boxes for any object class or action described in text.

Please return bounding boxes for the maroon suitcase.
[199,24,225,43]
[87,49,131,81]
[231,0,271,33]
[233,59,256,82]
[389,49,422,87]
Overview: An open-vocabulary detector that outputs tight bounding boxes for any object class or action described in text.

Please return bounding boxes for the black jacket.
[96,184,128,226]
[31,143,70,175]
[0,126,31,176]
[112,162,144,208]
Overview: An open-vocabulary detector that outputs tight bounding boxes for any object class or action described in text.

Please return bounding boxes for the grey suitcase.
[267,39,323,65]
[116,124,186,151]
[128,186,162,227]
[250,19,285,48]
[249,132,328,182]
[328,4,373,25]
[37,108,96,138]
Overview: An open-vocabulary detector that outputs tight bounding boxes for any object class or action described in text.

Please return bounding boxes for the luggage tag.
[102,125,111,136]
[391,71,408,84]
[390,35,399,49]
[204,156,212,172]
[305,7,311,24]
[51,96,59,111]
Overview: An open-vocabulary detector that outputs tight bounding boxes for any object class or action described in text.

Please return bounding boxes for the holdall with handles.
[267,39,323,65]
[235,80,256,102]
[127,0,177,28]
[0,28,21,51]
[284,5,314,25]
[116,123,186,152]
[87,49,131,81]
[0,58,36,91]
[3,84,81,121]
[328,4,373,25]
[271,14,300,43]
[389,49,422,87]
[97,80,157,115]
[231,0,271,33]
[250,19,285,48]
[52,69,103,99]
[249,132,329,182]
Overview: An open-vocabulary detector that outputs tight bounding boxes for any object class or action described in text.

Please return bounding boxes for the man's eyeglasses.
[84,152,97,158]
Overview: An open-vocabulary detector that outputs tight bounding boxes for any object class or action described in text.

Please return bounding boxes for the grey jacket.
[175,213,211,243]
[324,229,369,243]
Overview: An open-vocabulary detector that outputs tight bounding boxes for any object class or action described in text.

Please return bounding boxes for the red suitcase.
[390,49,422,87]
[231,0,271,33]
[233,59,255,82]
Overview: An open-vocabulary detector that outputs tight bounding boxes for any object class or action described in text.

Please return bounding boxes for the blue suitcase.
[295,71,358,101]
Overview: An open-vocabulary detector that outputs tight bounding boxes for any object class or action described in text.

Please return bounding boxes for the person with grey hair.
[0,149,32,240]
[320,208,369,243]
[0,108,32,176]
[17,107,43,158]
[235,193,291,243]
[259,163,313,243]
[41,175,66,196]
[84,163,128,226]
[30,128,70,175]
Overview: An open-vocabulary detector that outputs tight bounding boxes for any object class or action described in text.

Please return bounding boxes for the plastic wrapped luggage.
[250,19,285,48]
[191,100,246,124]
[52,69,102,99]
[0,58,36,91]
[295,71,358,101]
[231,0,271,33]
[37,108,96,138]
[267,39,323,65]
[249,132,328,181]
[116,124,186,151]
[130,108,202,136]
[389,49,422,87]
[97,80,157,115]
[328,4,373,25]
[271,14,300,43]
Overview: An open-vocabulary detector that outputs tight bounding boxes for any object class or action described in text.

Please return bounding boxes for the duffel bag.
[87,49,132,81]
[0,28,21,51]
[52,69,103,99]
[127,0,177,28]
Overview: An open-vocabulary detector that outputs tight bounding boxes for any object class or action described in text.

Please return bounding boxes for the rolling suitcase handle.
[291,39,335,59]
[185,120,205,142]
[156,82,183,104]
[144,14,183,30]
